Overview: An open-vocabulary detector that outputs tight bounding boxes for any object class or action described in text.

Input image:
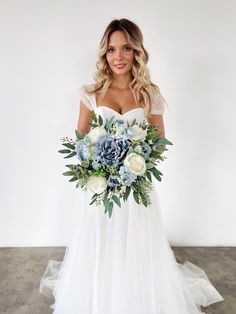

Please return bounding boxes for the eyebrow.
[107,44,130,48]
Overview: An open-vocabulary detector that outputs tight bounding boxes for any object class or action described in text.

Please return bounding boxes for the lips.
[114,64,127,68]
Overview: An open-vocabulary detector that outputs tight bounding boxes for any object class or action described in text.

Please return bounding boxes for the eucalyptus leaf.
[62,143,75,149]
[92,193,99,199]
[58,149,71,154]
[150,167,162,181]
[146,162,156,169]
[112,195,121,207]
[108,201,113,218]
[140,193,148,207]
[64,151,77,158]
[123,186,131,201]
[62,171,74,176]
[89,197,97,205]
[65,164,74,168]
[133,191,140,204]
[69,176,78,182]
[92,110,97,123]
[75,129,83,140]
[98,115,103,126]
[146,171,152,182]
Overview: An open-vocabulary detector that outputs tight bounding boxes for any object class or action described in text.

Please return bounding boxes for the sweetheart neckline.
[95,105,144,116]
[92,93,144,116]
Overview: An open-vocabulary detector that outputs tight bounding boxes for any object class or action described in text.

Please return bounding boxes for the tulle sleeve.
[76,85,94,111]
[150,89,166,115]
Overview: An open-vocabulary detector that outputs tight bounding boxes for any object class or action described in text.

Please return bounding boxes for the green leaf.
[89,197,97,205]
[103,197,113,217]
[146,162,155,169]
[149,150,159,158]
[89,123,98,128]
[149,167,162,181]
[140,193,148,207]
[62,143,75,149]
[112,195,121,207]
[92,193,99,199]
[123,186,131,201]
[159,138,173,146]
[103,195,110,209]
[131,118,137,126]
[75,129,83,140]
[133,191,140,204]
[146,171,152,182]
[105,116,115,130]
[64,151,77,158]
[69,176,77,182]
[58,149,71,154]
[65,164,74,168]
[92,110,97,123]
[62,171,74,176]
[98,115,103,126]
[108,201,113,218]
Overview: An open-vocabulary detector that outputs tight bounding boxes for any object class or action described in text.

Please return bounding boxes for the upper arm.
[148,114,165,138]
[149,88,167,138]
[76,85,94,134]
[76,100,93,134]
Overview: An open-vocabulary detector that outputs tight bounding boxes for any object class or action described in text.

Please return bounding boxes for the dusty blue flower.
[76,142,90,162]
[119,166,136,186]
[94,135,130,166]
[115,119,126,132]
[142,142,152,157]
[92,160,100,170]
[107,175,121,187]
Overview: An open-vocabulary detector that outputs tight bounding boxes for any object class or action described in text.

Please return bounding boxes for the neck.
[110,72,133,90]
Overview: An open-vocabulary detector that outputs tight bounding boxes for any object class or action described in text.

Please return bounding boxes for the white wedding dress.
[39,84,224,313]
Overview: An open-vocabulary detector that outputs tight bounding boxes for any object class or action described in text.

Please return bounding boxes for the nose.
[115,48,123,60]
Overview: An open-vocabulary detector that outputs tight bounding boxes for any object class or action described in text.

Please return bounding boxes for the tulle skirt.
[39,188,224,314]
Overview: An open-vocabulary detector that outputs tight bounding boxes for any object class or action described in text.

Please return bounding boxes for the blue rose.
[94,135,130,166]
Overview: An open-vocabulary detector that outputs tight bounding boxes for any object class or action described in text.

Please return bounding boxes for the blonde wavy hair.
[83,18,161,116]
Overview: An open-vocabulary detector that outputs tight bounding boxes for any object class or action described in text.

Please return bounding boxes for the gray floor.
[0,247,234,314]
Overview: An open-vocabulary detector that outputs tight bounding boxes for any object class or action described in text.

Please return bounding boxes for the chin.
[112,67,132,75]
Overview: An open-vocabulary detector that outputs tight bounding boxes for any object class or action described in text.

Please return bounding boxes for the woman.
[39,18,224,313]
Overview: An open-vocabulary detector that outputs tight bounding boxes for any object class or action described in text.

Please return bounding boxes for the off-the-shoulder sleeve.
[150,89,166,115]
[76,85,94,111]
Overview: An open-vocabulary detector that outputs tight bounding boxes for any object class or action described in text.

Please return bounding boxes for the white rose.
[88,127,107,144]
[87,175,108,194]
[130,125,147,141]
[124,152,146,176]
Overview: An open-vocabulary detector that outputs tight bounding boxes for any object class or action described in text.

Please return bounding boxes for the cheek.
[106,54,113,63]
[127,52,135,63]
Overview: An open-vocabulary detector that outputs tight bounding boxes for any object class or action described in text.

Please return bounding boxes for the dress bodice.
[77,83,167,121]
[94,106,146,124]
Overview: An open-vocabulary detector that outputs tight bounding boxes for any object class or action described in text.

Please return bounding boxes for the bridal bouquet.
[59,111,172,217]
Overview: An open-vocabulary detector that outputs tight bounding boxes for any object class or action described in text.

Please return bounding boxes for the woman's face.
[106,30,135,76]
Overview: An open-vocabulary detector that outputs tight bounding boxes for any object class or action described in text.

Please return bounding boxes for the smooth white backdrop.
[0,0,235,246]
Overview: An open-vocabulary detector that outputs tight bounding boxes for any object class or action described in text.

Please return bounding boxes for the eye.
[107,48,114,53]
[124,47,131,51]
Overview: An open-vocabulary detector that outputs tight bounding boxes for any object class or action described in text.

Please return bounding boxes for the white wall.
[0,0,235,246]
